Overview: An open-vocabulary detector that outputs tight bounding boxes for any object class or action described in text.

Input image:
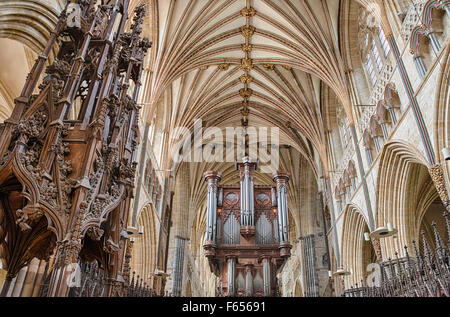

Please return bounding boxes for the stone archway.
[340,205,376,288]
[375,141,448,259]
[130,203,159,288]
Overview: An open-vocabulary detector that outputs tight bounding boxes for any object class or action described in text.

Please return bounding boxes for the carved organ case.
[0,0,151,297]
[203,157,291,297]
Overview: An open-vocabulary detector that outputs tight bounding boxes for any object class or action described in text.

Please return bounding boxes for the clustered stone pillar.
[273,172,291,257]
[387,106,397,125]
[171,165,190,297]
[380,121,389,140]
[303,235,319,297]
[413,56,427,79]
[171,236,186,297]
[0,258,48,297]
[426,30,441,55]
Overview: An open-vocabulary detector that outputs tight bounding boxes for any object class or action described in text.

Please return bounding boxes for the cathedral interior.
[0,0,449,298]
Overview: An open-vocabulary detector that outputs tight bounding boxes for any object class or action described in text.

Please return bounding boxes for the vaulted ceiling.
[140,0,389,244]
[144,0,388,177]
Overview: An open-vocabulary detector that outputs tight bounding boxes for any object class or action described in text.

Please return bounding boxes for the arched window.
[359,10,392,91]
[377,27,391,58]
[362,129,375,167]
[337,107,351,150]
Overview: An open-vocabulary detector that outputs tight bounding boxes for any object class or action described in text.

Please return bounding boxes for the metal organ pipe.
[227,257,236,296]
[263,258,271,296]
[238,157,256,227]
[273,173,290,244]
[204,172,222,243]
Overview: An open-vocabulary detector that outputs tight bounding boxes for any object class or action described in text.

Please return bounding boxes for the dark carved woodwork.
[343,212,450,297]
[0,0,151,297]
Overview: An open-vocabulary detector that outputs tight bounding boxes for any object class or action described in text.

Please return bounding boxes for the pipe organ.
[203,157,291,297]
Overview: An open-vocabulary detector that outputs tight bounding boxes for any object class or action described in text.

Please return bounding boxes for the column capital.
[203,171,222,182]
[272,172,290,183]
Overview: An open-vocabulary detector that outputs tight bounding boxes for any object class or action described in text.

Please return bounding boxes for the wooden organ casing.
[203,157,291,297]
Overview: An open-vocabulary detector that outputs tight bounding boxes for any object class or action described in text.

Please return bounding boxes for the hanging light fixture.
[364,232,370,241]
[127,226,139,236]
[370,222,398,239]
[333,268,351,277]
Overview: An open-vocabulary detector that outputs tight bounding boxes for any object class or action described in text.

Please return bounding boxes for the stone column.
[365,147,373,166]
[387,107,397,125]
[20,258,41,297]
[413,56,427,79]
[303,235,319,297]
[170,165,190,297]
[171,236,186,297]
[372,134,381,153]
[426,30,441,55]
[32,260,48,297]
[11,266,28,297]
[380,121,389,140]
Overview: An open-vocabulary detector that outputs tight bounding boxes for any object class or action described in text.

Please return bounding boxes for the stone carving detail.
[240,58,253,72]
[218,63,230,71]
[241,7,256,17]
[371,238,383,261]
[240,74,253,84]
[16,204,43,231]
[240,26,256,38]
[429,164,450,210]
[400,0,427,42]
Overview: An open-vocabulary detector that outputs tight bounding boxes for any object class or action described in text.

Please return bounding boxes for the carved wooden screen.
[254,189,278,244]
[220,189,240,244]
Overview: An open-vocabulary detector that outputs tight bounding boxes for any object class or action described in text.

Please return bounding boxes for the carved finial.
[421,231,433,268]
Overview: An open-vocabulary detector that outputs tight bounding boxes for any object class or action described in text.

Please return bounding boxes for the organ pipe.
[263,258,271,296]
[204,172,222,243]
[227,257,236,296]
[237,157,257,227]
[273,173,290,244]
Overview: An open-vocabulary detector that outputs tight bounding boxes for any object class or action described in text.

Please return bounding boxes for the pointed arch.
[340,204,375,288]
[130,203,159,285]
[375,141,431,259]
